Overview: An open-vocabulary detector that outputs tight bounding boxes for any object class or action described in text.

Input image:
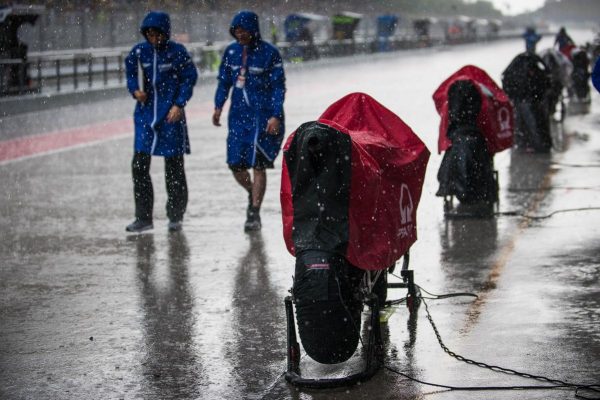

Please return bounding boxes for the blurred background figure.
[554,26,576,60]
[592,55,600,94]
[539,48,572,120]
[523,26,541,53]
[0,4,42,95]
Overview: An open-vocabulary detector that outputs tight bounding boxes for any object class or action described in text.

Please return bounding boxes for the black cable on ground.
[276,282,600,399]
[508,185,600,192]
[551,162,600,168]
[258,371,286,399]
[495,206,600,219]
[381,291,600,399]
[416,284,478,300]
[524,207,600,219]
[384,364,571,392]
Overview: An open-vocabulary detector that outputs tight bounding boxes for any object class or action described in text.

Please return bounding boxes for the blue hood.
[141,11,171,40]
[229,10,261,42]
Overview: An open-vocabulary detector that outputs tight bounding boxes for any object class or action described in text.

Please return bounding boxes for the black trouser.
[132,152,188,222]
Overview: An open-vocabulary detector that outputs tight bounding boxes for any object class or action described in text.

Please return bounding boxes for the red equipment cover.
[281,92,430,271]
[433,65,514,154]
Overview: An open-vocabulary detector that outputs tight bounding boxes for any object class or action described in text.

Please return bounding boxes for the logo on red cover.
[398,183,414,238]
[497,107,512,138]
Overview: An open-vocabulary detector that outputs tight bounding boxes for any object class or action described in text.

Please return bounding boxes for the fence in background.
[1,31,519,96]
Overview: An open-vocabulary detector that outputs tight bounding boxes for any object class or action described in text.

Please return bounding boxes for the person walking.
[554,26,576,59]
[124,11,198,233]
[522,26,541,54]
[592,56,600,94]
[212,10,286,232]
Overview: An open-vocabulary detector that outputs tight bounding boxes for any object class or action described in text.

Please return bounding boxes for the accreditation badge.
[235,68,246,89]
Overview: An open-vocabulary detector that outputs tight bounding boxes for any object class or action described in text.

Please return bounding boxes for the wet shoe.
[244,207,261,232]
[126,219,153,232]
[168,220,182,232]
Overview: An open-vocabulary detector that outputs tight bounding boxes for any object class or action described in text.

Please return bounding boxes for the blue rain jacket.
[522,28,541,53]
[125,11,198,157]
[592,57,600,94]
[215,10,286,167]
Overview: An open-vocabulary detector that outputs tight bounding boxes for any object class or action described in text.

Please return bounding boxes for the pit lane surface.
[1,32,599,400]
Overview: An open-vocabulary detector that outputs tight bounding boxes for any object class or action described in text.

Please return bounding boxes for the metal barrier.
[0,42,226,96]
[1,32,518,97]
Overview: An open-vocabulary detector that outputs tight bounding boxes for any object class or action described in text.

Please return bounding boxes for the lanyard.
[236,46,249,92]
[241,46,248,76]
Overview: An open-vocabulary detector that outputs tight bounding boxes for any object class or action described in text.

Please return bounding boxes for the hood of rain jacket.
[141,11,171,40]
[125,19,198,157]
[229,10,261,45]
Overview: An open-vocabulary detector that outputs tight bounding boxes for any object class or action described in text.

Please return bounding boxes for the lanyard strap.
[235,46,249,95]
[241,46,247,75]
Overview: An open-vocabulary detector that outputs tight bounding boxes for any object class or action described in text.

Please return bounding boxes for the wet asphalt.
[1,33,599,400]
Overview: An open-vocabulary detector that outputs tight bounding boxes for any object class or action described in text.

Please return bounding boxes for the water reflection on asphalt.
[132,233,204,399]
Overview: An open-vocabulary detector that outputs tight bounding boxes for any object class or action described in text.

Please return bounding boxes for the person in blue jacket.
[592,57,600,94]
[124,11,198,233]
[212,10,286,232]
[523,26,541,53]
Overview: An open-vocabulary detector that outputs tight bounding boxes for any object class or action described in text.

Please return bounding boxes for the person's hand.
[266,117,281,135]
[166,105,183,123]
[212,108,222,127]
[134,90,147,103]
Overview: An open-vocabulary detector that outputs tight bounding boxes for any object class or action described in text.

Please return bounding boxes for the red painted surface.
[0,119,133,163]
[0,103,212,163]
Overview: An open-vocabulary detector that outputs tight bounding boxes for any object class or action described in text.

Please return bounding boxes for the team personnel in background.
[592,56,600,94]
[124,11,198,233]
[212,10,286,232]
[554,26,576,59]
[522,26,541,53]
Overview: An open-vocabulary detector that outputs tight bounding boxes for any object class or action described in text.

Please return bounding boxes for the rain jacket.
[522,28,541,53]
[592,57,600,94]
[555,29,574,50]
[554,29,575,58]
[125,11,198,157]
[215,10,286,167]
